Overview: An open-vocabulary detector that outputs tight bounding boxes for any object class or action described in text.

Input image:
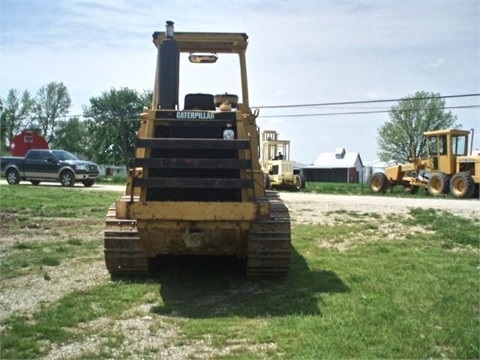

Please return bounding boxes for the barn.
[301,147,364,183]
[8,130,49,157]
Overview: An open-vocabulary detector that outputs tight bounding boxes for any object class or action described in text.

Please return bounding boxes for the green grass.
[0,185,120,218]
[1,238,100,279]
[304,181,372,195]
[303,181,477,198]
[1,187,478,359]
[0,186,120,279]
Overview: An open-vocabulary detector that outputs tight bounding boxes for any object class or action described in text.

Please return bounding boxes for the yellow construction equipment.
[370,128,479,198]
[261,130,305,190]
[104,21,291,277]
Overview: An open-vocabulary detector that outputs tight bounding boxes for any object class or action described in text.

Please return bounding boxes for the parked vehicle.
[0,149,100,187]
[261,130,305,190]
[370,128,479,198]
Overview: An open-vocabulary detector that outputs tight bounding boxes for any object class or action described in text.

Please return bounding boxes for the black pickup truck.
[0,149,100,187]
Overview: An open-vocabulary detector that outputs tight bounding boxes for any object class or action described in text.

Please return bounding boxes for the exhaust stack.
[155,21,179,109]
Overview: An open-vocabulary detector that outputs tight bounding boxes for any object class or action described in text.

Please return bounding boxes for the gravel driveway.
[52,181,480,220]
[279,192,480,223]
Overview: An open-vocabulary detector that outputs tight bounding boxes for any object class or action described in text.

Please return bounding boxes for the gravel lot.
[1,184,478,358]
[78,182,480,220]
[16,181,477,218]
[279,192,480,223]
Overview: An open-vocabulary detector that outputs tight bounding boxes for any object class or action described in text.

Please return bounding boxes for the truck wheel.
[427,172,449,196]
[450,172,475,199]
[6,168,20,185]
[370,172,388,193]
[30,180,41,186]
[82,179,95,187]
[60,170,76,187]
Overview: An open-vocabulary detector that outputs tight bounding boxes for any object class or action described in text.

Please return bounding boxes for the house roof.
[312,148,363,168]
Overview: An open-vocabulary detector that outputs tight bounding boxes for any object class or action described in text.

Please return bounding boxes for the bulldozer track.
[247,191,292,276]
[104,201,149,276]
[104,193,291,277]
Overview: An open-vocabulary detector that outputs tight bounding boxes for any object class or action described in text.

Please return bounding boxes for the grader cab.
[104,21,291,277]
[370,128,479,198]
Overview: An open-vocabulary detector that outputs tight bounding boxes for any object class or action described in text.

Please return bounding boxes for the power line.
[257,105,480,118]
[28,93,480,120]
[64,103,480,121]
[253,93,480,109]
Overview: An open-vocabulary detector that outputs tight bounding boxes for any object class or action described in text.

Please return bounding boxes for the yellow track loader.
[104,21,291,277]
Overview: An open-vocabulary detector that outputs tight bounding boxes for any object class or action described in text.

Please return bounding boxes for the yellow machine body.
[261,130,304,190]
[371,128,480,198]
[104,22,291,276]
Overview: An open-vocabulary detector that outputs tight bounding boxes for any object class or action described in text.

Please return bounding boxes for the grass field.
[0,185,479,359]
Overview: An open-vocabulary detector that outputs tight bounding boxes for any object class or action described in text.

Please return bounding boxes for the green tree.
[34,82,72,144]
[51,117,89,156]
[83,88,151,168]
[377,91,458,163]
[0,89,36,147]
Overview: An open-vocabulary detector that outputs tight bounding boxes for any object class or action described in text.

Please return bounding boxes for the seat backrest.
[184,93,215,110]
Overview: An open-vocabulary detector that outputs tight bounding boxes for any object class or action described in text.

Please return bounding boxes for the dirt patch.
[1,215,102,249]
[0,215,107,322]
[46,304,276,360]
[0,257,109,322]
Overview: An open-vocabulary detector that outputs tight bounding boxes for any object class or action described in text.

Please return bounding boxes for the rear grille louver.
[134,120,252,202]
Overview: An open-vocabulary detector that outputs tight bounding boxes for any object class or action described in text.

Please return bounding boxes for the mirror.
[188,53,218,63]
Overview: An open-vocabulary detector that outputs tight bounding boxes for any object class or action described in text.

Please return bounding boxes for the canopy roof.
[152,32,248,54]
[423,128,470,136]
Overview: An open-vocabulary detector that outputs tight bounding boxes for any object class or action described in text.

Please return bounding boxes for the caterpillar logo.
[176,111,214,120]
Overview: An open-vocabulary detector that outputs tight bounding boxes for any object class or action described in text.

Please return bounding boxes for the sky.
[1,0,479,164]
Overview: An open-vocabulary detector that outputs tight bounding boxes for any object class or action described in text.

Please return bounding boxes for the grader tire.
[370,172,389,193]
[450,172,475,199]
[427,172,449,196]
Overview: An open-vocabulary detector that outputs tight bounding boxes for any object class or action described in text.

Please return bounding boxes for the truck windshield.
[51,150,78,161]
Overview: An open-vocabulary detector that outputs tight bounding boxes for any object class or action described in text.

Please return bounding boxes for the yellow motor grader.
[104,21,291,277]
[370,128,479,198]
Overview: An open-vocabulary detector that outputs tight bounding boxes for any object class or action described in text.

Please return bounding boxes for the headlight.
[223,129,235,140]
[76,164,86,171]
